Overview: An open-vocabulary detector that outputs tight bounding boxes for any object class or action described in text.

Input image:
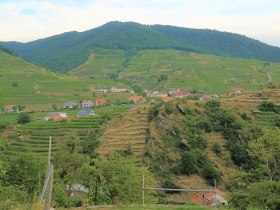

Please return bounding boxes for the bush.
[205,100,220,108]
[162,180,180,194]
[212,142,222,156]
[180,150,200,175]
[148,106,159,121]
[189,135,207,149]
[164,103,174,114]
[202,162,221,186]
[17,113,31,124]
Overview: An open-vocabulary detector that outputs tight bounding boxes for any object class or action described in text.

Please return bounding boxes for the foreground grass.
[57,204,212,210]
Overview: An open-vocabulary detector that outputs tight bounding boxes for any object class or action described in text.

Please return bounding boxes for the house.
[204,189,228,206]
[233,87,245,94]
[95,98,106,106]
[199,94,219,101]
[110,86,127,92]
[129,95,144,103]
[4,105,15,112]
[191,194,205,206]
[64,101,77,109]
[95,87,110,93]
[76,109,95,117]
[66,184,88,197]
[81,100,94,108]
[192,189,228,207]
[161,96,173,102]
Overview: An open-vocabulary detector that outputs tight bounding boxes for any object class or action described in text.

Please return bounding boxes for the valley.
[0,23,280,210]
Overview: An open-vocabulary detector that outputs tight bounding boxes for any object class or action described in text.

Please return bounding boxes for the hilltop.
[2,21,280,72]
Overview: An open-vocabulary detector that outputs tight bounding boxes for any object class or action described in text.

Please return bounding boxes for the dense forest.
[2,21,280,72]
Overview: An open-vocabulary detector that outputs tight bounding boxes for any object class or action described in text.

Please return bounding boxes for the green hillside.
[0,50,126,111]
[2,21,280,72]
[71,49,280,93]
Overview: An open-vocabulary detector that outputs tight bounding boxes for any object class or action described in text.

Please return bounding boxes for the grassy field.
[0,50,128,111]
[69,49,280,93]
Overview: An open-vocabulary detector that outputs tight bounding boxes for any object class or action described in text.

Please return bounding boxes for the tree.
[249,128,280,181]
[82,154,157,205]
[17,113,31,124]
[2,152,45,194]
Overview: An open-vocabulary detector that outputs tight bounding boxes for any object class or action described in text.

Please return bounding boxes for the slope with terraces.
[98,106,149,157]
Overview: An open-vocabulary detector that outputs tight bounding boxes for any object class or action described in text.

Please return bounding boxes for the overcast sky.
[0,0,279,47]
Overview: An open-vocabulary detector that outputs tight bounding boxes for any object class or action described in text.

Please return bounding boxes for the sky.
[0,0,279,47]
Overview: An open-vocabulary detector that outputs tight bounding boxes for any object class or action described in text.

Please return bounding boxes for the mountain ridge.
[1,21,280,72]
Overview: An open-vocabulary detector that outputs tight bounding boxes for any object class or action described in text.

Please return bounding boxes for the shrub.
[180,150,200,175]
[212,142,222,156]
[202,162,221,186]
[162,179,180,194]
[17,113,31,124]
[205,100,220,108]
[189,135,207,149]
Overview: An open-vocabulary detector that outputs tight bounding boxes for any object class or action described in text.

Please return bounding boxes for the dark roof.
[76,109,94,116]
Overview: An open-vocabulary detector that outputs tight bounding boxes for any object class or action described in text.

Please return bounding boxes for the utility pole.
[142,175,145,205]
[39,136,53,210]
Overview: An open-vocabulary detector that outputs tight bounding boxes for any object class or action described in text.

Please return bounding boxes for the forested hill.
[2,21,280,72]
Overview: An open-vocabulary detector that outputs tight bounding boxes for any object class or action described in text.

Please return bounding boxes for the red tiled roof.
[96,98,106,104]
[5,105,14,110]
[129,95,144,100]
[191,194,205,206]
[161,96,173,101]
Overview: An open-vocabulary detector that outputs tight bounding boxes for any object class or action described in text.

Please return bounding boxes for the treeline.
[2,21,280,72]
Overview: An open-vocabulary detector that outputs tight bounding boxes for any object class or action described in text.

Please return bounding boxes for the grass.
[70,49,280,93]
[0,50,129,111]
[57,204,213,210]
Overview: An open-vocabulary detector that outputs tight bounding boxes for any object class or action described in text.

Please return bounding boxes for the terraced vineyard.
[255,111,280,127]
[98,105,149,157]
[3,105,129,158]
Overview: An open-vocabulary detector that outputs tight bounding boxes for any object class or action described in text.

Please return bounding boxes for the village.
[1,86,246,122]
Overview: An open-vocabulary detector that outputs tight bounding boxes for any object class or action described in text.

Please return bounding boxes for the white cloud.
[0,0,279,47]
